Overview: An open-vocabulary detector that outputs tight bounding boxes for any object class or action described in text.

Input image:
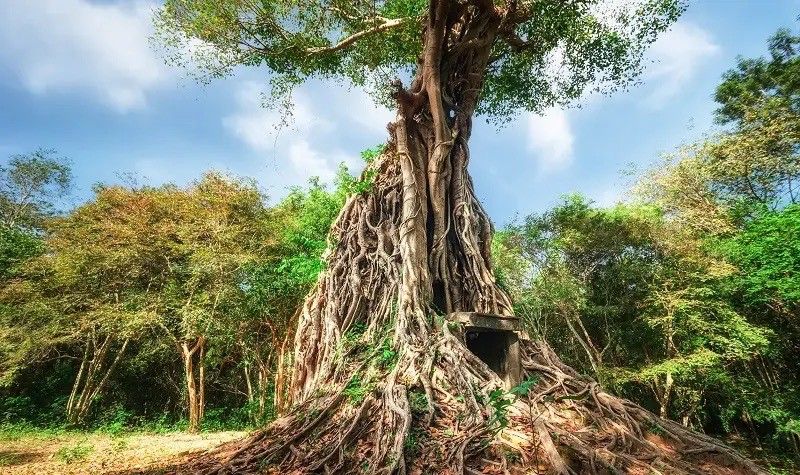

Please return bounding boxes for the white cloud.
[0,0,168,112]
[223,81,360,181]
[644,22,719,108]
[527,108,574,173]
[345,89,394,136]
[287,141,339,183]
[223,82,335,151]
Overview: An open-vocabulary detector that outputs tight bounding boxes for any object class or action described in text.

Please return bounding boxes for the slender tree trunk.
[66,333,129,426]
[66,341,90,425]
[243,362,254,404]
[182,336,206,433]
[561,305,602,379]
[654,372,674,420]
[256,362,268,420]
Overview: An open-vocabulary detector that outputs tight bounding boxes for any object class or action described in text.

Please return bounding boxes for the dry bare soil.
[0,430,246,474]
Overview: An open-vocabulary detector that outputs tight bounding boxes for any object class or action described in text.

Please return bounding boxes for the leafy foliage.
[155,0,685,122]
[0,168,349,429]
[492,28,800,465]
[722,205,800,313]
[715,22,800,125]
[0,149,71,231]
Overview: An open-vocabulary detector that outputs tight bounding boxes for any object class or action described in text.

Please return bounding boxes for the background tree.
[715,21,799,125]
[0,149,71,231]
[232,171,350,420]
[630,24,800,458]
[496,196,770,424]
[1,173,275,431]
[156,0,763,473]
[0,150,71,389]
[0,168,349,432]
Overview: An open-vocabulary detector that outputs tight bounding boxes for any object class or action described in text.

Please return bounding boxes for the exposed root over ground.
[159,337,764,475]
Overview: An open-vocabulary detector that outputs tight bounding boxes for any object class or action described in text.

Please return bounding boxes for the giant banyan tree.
[156,0,766,473]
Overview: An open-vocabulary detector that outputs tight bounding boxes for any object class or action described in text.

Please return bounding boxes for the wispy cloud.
[222,82,333,151]
[644,22,720,108]
[343,89,395,137]
[223,81,359,182]
[0,0,168,112]
[527,108,575,173]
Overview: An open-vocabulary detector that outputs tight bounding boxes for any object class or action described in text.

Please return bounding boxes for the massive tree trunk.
[173,1,764,473]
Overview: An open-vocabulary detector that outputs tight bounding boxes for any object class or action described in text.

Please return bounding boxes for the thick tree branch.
[306,17,408,55]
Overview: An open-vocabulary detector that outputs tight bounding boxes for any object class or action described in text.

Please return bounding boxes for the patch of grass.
[137,413,188,434]
[0,452,21,466]
[54,441,93,464]
[112,437,130,452]
[0,422,65,441]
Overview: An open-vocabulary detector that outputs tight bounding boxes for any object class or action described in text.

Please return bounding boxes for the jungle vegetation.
[0,8,797,475]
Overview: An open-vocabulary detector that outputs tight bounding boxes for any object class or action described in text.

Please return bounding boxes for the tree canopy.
[715,21,799,125]
[0,149,71,231]
[156,0,685,120]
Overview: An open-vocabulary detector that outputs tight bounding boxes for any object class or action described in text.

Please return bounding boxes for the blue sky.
[0,0,798,225]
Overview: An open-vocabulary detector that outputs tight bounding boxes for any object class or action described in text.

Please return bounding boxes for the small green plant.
[432,314,446,328]
[55,441,93,464]
[510,377,539,398]
[409,390,429,414]
[487,377,540,435]
[377,339,398,369]
[360,145,385,164]
[404,426,424,456]
[487,388,514,434]
[344,376,371,405]
[346,321,367,339]
[344,145,385,195]
[97,405,132,436]
[338,322,369,361]
[349,170,377,195]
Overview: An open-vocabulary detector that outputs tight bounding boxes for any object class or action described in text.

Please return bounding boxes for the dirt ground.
[0,430,246,474]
